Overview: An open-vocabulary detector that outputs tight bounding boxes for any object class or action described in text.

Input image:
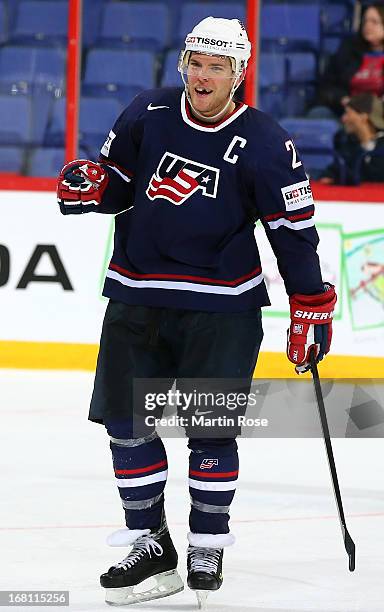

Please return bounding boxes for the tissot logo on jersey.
[146,152,220,205]
[281,180,314,211]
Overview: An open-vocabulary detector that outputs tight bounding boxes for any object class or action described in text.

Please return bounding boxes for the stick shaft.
[310,354,347,525]
[309,351,356,571]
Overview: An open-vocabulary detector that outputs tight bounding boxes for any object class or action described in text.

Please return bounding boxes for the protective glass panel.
[0,0,68,176]
[0,0,249,178]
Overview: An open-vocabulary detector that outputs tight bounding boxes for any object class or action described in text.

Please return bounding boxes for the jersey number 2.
[285,140,302,169]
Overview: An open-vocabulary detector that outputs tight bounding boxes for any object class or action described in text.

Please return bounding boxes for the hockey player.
[57,17,337,608]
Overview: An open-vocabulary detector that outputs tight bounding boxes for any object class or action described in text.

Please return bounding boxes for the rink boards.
[0,190,383,377]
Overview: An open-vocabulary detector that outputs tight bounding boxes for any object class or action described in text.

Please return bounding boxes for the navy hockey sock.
[188,438,238,534]
[107,425,168,531]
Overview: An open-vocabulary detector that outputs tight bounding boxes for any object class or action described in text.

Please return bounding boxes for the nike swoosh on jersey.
[147,103,170,111]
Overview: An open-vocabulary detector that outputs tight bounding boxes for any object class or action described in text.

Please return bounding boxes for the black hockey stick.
[309,349,356,572]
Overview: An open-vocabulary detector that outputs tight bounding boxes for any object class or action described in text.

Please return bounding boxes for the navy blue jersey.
[97,87,323,312]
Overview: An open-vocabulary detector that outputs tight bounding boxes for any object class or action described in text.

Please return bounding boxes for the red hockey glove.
[57,159,109,214]
[287,283,337,374]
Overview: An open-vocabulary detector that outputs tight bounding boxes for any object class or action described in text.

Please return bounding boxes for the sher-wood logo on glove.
[292,309,334,320]
[287,284,337,373]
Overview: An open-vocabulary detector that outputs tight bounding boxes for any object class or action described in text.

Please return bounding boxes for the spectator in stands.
[310,3,384,118]
[319,92,384,184]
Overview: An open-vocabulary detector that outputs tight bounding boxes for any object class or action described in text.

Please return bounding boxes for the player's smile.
[191,81,216,107]
[194,86,213,98]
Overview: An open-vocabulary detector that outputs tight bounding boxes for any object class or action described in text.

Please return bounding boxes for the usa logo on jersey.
[146,152,220,205]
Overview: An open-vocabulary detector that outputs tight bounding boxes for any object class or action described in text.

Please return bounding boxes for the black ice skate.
[187,545,223,609]
[100,519,184,605]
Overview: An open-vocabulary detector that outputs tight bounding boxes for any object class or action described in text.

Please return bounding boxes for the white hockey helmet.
[178,16,251,79]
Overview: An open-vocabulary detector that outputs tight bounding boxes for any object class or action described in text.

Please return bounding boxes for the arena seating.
[45,96,123,157]
[82,48,156,101]
[161,49,181,87]
[9,1,68,46]
[0,95,32,145]
[260,4,321,53]
[28,146,89,177]
[0,2,6,44]
[97,2,169,51]
[0,145,25,173]
[0,46,65,93]
[280,117,340,178]
[0,0,357,176]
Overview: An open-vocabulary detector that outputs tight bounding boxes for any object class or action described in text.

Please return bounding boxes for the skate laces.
[115,536,163,570]
[188,546,221,574]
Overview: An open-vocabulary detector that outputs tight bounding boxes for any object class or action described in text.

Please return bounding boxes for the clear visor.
[180,52,236,80]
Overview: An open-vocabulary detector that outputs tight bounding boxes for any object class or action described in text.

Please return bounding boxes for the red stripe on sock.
[189,469,239,478]
[115,460,167,475]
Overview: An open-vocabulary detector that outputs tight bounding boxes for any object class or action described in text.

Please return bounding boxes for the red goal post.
[245,0,259,109]
[65,0,82,163]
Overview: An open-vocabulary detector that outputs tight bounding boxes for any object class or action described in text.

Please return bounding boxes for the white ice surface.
[1,370,383,612]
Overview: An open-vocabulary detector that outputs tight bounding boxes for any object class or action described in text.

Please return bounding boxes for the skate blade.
[105,569,184,606]
[195,590,209,610]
